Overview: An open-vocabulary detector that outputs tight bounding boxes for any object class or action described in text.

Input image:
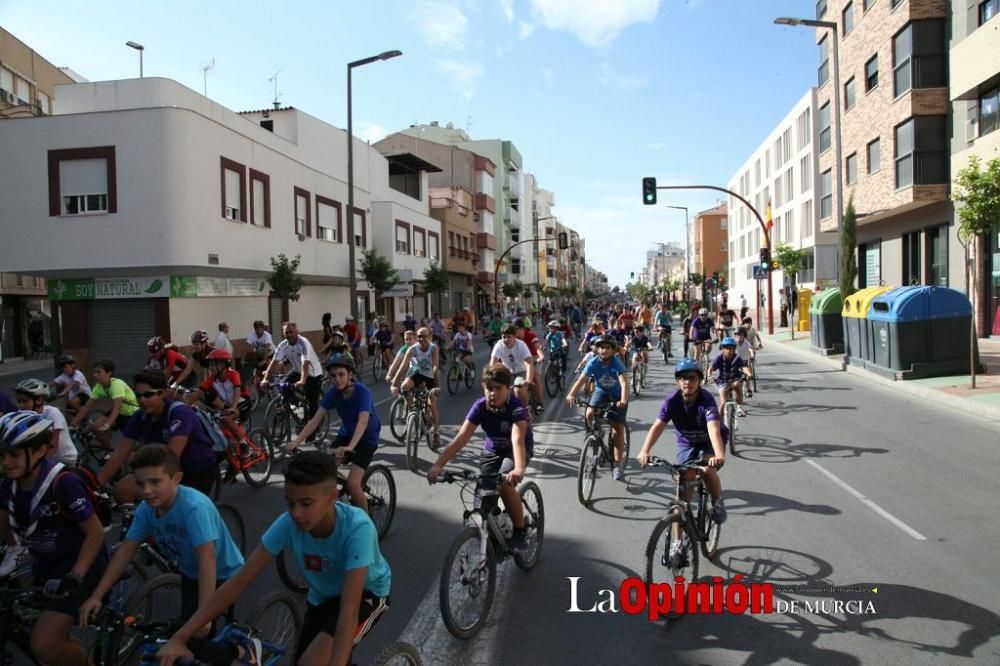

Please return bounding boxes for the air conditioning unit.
[3,91,15,104]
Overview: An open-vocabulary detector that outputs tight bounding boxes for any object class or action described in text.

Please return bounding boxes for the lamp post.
[126,41,144,78]
[775,16,844,281]
[346,50,402,321]
[496,215,558,309]
[663,204,689,301]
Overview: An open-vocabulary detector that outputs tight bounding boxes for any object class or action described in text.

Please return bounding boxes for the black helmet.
[595,335,618,350]
[324,353,356,373]
[55,354,76,366]
[190,329,209,345]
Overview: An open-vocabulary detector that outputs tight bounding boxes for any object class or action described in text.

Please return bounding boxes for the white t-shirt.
[41,405,77,466]
[491,339,534,374]
[247,330,275,354]
[214,331,234,355]
[735,340,753,362]
[273,336,324,378]
[453,331,473,352]
[52,370,92,400]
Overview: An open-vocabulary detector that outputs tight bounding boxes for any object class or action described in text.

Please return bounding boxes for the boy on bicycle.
[80,445,247,665]
[158,451,391,666]
[373,321,395,371]
[428,364,533,552]
[654,303,672,359]
[289,355,380,513]
[636,358,728,533]
[626,325,652,375]
[71,359,139,451]
[0,411,109,666]
[545,320,568,371]
[710,337,751,417]
[565,335,629,482]
[689,308,716,365]
[449,321,475,373]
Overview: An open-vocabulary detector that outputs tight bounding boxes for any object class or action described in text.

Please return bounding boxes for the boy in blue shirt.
[565,335,630,481]
[158,451,391,666]
[545,320,568,371]
[80,444,245,664]
[710,337,752,417]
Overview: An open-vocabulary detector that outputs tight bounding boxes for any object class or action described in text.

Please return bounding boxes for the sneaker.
[737,406,747,417]
[0,544,26,577]
[612,466,623,482]
[234,632,263,666]
[712,499,728,525]
[511,528,530,553]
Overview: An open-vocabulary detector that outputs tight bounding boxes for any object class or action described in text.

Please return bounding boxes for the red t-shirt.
[343,322,361,344]
[522,330,540,356]
[619,312,635,329]
[149,349,189,381]
[199,368,246,405]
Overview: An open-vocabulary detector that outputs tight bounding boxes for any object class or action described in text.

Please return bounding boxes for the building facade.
[690,204,729,303]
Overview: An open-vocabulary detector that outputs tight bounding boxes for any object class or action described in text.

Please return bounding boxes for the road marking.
[805,460,927,540]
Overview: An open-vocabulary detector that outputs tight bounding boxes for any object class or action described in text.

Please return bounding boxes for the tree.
[625,281,650,301]
[689,272,704,288]
[840,195,858,297]
[953,154,1000,350]
[423,260,449,316]
[522,284,534,300]
[359,249,398,316]
[774,243,809,307]
[268,254,304,301]
[501,279,524,300]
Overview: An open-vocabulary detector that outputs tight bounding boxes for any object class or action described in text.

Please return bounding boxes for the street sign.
[383,283,414,297]
[752,263,768,280]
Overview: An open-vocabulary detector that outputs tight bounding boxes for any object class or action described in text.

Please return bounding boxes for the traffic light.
[630,272,635,279]
[759,247,770,268]
[642,177,657,205]
[558,232,569,250]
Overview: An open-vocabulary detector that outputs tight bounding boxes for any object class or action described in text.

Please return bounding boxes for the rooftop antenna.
[465,115,473,134]
[268,69,283,109]
[201,58,215,97]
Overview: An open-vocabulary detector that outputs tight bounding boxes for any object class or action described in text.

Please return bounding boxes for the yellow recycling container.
[796,289,813,332]
[841,286,893,365]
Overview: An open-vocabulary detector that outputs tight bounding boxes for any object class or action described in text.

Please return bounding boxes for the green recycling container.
[809,289,843,355]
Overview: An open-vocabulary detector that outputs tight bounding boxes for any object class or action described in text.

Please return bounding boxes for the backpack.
[57,466,113,528]
[167,401,229,453]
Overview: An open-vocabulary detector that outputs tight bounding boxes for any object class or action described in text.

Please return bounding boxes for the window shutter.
[60,159,107,195]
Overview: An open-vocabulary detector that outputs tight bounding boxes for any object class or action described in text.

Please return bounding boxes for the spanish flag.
[765,201,773,232]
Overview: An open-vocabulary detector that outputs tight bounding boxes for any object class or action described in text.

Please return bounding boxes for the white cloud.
[595,62,647,90]
[518,21,536,39]
[416,1,468,50]
[437,59,484,101]
[528,0,660,47]
[359,122,388,144]
[498,0,515,23]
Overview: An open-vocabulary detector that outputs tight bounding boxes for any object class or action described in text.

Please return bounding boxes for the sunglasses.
[138,390,163,399]
[677,374,700,382]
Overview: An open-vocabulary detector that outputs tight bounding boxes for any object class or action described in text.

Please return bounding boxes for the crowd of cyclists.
[0,296,764,664]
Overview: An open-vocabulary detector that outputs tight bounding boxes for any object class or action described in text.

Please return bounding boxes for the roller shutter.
[89,299,156,379]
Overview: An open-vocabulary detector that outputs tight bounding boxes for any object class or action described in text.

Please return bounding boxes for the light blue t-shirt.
[126,485,244,581]
[261,502,392,606]
[584,355,627,400]
[545,331,565,353]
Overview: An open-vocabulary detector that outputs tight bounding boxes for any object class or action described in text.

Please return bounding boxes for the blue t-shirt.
[631,334,651,351]
[464,396,534,456]
[320,382,381,447]
[122,401,217,472]
[654,311,672,328]
[261,503,392,606]
[583,355,627,400]
[710,353,748,383]
[609,328,628,345]
[545,331,565,353]
[657,388,723,453]
[127,485,244,581]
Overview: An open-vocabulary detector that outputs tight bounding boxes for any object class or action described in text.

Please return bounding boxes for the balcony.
[474,155,495,176]
[474,193,496,213]
[506,173,521,197]
[475,232,496,250]
[504,206,520,227]
[477,271,495,284]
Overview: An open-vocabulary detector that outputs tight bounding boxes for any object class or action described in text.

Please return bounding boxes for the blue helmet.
[674,358,703,379]
[720,337,737,348]
[0,411,53,453]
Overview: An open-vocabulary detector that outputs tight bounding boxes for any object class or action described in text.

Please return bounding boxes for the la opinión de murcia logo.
[567,577,876,621]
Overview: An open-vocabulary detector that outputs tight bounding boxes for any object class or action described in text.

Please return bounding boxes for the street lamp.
[775,16,844,280]
[346,49,402,320]
[126,41,144,78]
[495,215,558,308]
[663,205,689,300]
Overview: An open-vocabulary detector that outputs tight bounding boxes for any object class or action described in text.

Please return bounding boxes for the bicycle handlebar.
[644,455,709,473]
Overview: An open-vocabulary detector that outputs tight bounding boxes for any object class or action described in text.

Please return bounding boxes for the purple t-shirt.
[710,353,747,383]
[0,459,109,579]
[657,388,722,452]
[0,391,17,415]
[465,396,534,456]
[122,400,217,472]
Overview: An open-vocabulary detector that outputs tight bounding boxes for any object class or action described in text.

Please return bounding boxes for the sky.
[1,0,823,288]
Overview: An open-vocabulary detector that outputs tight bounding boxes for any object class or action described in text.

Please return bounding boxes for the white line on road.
[805,459,927,540]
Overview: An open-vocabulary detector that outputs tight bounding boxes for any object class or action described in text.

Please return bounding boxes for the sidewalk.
[761,325,1000,422]
[0,358,54,378]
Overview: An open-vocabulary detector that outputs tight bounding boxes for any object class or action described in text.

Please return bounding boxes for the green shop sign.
[48,276,168,301]
[170,276,269,298]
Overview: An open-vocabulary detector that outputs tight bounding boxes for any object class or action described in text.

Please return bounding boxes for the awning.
[383,153,444,175]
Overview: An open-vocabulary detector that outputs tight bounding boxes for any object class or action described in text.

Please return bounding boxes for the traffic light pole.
[493,236,564,311]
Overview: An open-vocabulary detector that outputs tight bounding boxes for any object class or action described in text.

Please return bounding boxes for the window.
[721,240,727,251]
[511,227,520,243]
[891,0,903,6]
[395,221,410,254]
[982,0,999,25]
[818,102,832,153]
[775,137,783,168]
[13,75,29,104]
[48,147,117,217]
[865,54,879,91]
[867,138,881,174]
[36,92,49,115]
[721,216,728,229]
[755,159,761,186]
[892,21,946,98]
[902,231,921,284]
[894,116,948,189]
[846,153,858,185]
[413,227,427,257]
[817,0,828,18]
[843,2,854,36]
[801,200,814,238]
[926,224,948,286]
[784,209,795,243]
[783,128,792,162]
[845,77,856,110]
[428,231,440,261]
[249,169,270,227]
[294,187,311,237]
[797,108,811,150]
[316,195,341,242]
[0,67,11,95]
[863,0,875,11]
[818,36,830,87]
[219,157,246,222]
[785,169,794,203]
[800,156,812,193]
[979,85,999,136]
[511,258,522,274]
[766,148,772,177]
[820,169,833,219]
[448,231,455,255]
[353,209,367,248]
[860,241,882,287]
[775,176,783,207]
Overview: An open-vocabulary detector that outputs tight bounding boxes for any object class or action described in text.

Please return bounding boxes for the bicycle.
[656,328,672,363]
[70,417,115,473]
[575,399,630,506]
[263,375,329,459]
[276,456,396,594]
[433,466,544,639]
[748,355,758,395]
[445,351,476,396]
[372,641,422,665]
[643,456,722,587]
[709,378,740,456]
[371,347,386,384]
[0,585,49,664]
[402,387,437,472]
[388,395,407,443]
[543,350,567,399]
[694,339,714,376]
[630,351,648,397]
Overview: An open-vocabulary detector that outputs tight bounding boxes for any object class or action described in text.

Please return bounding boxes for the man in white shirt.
[490,325,537,407]
[261,322,324,423]
[215,322,234,355]
[243,320,275,384]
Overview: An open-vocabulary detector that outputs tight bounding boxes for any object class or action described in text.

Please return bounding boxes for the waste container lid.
[809,289,842,315]
[868,286,973,323]
[841,286,894,318]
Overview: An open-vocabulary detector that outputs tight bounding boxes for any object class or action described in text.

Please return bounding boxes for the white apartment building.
[727,89,837,324]
[0,76,436,375]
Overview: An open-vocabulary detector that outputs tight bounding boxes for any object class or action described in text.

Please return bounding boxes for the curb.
[765,335,1000,424]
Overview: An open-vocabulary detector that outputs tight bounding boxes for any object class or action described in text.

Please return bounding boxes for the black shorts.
[75,394,90,406]
[333,436,377,470]
[112,413,132,431]
[480,449,533,492]
[38,565,104,619]
[296,592,390,662]
[181,464,218,497]
[407,373,437,390]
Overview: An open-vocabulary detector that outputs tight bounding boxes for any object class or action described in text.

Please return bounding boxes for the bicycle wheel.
[513,481,544,571]
[641,363,648,388]
[661,339,669,364]
[631,367,640,397]
[447,365,461,396]
[404,413,421,472]
[726,404,737,455]
[371,354,384,384]
[644,513,699,586]
[620,424,631,472]
[241,427,274,488]
[576,435,600,506]
[276,549,309,595]
[751,360,758,393]
[373,641,422,666]
[389,396,407,442]
[103,573,182,665]
[544,363,560,398]
[464,361,476,388]
[263,398,290,454]
[245,589,303,665]
[216,502,247,555]
[439,526,496,640]
[699,492,722,561]
[313,409,331,443]
[363,463,397,540]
